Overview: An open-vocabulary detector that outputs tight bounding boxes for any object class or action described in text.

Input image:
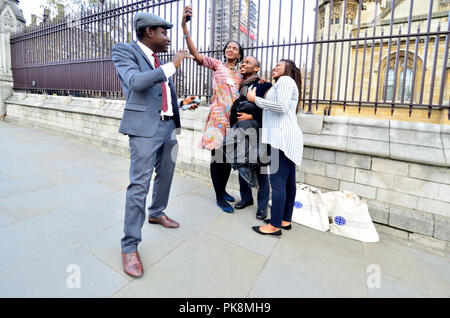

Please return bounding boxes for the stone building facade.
[313,0,449,124]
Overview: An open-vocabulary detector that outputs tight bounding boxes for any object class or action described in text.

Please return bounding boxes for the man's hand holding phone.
[181,96,200,110]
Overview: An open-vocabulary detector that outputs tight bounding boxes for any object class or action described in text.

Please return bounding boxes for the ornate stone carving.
[332,3,342,19]
[319,9,325,29]
[345,4,358,24]
[330,2,342,25]
[440,0,450,9]
[1,5,17,33]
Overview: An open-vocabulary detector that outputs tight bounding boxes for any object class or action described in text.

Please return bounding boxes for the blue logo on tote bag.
[334,216,346,226]
[294,201,303,209]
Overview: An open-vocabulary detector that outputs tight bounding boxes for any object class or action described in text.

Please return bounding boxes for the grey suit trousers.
[121,119,178,253]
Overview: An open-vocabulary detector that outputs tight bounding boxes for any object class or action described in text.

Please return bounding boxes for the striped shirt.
[255,76,303,166]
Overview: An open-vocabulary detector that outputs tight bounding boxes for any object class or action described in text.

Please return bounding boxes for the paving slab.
[189,182,218,201]
[363,236,450,297]
[1,121,449,298]
[165,175,203,200]
[39,149,112,170]
[0,158,55,178]
[292,224,364,255]
[0,180,115,220]
[249,229,367,298]
[113,231,267,298]
[0,175,55,199]
[76,222,183,280]
[202,208,279,258]
[153,191,223,242]
[0,171,10,180]
[0,204,17,228]
[97,171,130,191]
[186,178,241,202]
[39,164,118,186]
[66,190,126,231]
[0,208,98,275]
[0,244,129,298]
[94,157,130,172]
[0,136,65,158]
[367,273,446,298]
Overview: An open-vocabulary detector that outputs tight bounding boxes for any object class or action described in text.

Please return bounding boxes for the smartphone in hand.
[186,1,193,22]
[182,97,200,110]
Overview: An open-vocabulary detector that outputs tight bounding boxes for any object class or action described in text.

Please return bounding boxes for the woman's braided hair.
[280,59,302,113]
[223,41,244,64]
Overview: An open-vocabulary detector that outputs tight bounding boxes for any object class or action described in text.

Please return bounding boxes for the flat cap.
[134,12,173,30]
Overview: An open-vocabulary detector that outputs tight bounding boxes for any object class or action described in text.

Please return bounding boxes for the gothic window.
[381,52,420,102]
[398,68,414,101]
[383,66,414,101]
[331,4,341,25]
[384,68,396,100]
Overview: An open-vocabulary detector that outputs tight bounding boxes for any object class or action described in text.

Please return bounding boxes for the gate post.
[0,0,25,120]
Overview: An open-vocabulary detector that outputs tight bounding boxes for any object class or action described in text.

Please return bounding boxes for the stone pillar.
[0,0,25,119]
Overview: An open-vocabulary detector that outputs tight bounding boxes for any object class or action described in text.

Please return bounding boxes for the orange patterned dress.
[199,55,242,150]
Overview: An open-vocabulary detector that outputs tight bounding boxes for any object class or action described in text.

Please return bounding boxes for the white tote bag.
[291,184,330,232]
[327,191,379,242]
[321,191,342,218]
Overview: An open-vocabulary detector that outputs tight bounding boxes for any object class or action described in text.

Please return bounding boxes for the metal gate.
[10,0,450,118]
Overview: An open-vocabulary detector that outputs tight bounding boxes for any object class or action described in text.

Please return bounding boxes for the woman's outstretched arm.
[181,6,203,65]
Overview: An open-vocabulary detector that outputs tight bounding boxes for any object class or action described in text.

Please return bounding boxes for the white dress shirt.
[137,41,176,116]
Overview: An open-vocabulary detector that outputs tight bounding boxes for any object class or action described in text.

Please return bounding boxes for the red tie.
[152,53,168,112]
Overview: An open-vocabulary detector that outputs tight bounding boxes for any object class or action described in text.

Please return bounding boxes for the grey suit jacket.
[112,41,181,137]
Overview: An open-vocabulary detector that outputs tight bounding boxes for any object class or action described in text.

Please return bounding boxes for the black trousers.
[210,148,232,201]
[238,167,270,210]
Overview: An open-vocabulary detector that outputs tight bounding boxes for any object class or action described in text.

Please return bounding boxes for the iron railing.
[10,0,450,118]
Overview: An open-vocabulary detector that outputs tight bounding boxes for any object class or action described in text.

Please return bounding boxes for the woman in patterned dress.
[182,6,243,213]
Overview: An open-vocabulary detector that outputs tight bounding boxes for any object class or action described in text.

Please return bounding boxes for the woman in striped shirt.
[247,59,303,236]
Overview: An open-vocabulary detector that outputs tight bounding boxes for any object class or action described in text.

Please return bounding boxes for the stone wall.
[5,92,450,250]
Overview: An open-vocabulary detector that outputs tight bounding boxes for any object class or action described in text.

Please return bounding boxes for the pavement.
[0,121,449,298]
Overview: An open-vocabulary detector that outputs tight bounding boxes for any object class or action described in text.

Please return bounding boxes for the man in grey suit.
[112,12,193,278]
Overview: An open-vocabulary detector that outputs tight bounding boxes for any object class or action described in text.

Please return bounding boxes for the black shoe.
[256,208,267,220]
[234,200,254,210]
[263,219,292,230]
[252,226,282,237]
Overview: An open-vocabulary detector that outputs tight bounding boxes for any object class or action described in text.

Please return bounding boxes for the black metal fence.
[10,0,450,118]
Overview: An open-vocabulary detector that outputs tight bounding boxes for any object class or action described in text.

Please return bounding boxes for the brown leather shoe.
[121,251,143,278]
[148,215,180,228]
